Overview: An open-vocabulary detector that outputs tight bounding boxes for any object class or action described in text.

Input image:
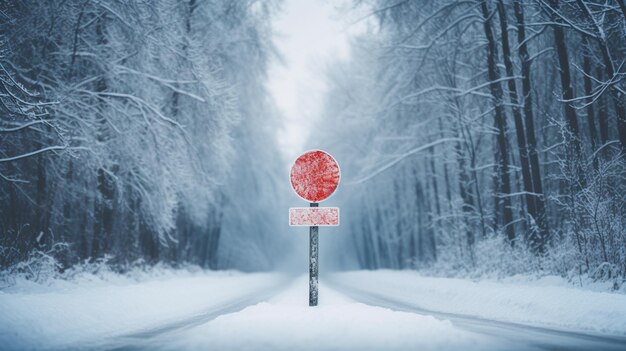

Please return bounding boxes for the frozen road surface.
[1,270,626,350]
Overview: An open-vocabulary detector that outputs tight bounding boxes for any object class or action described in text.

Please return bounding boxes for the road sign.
[290,150,340,203]
[289,207,339,226]
[289,150,341,307]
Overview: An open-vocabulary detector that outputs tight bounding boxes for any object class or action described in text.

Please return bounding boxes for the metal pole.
[309,202,319,306]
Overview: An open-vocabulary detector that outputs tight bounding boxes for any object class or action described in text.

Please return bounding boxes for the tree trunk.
[438,117,453,212]
[575,0,626,153]
[455,134,476,256]
[497,0,536,245]
[581,36,598,158]
[428,144,441,217]
[92,12,115,258]
[514,0,549,252]
[596,67,609,145]
[549,0,585,188]
[481,0,515,243]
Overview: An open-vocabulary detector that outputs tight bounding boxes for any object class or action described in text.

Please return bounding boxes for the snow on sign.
[289,149,340,307]
[290,149,340,203]
[289,207,339,226]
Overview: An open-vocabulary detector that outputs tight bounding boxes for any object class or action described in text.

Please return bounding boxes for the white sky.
[267,0,367,161]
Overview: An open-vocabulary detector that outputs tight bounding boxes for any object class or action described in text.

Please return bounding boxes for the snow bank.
[162,277,501,351]
[331,270,626,335]
[0,269,285,350]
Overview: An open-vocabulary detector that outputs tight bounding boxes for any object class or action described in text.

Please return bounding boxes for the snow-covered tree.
[0,0,286,271]
[318,0,625,283]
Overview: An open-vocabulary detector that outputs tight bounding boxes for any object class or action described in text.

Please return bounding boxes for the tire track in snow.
[88,277,293,351]
[327,277,626,351]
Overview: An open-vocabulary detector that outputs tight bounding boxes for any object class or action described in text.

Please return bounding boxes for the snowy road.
[328,277,626,351]
[106,275,625,351]
[101,283,285,351]
[112,276,503,351]
[2,271,626,350]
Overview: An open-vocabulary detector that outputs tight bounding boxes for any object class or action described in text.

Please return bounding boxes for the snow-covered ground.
[0,269,286,350]
[2,269,626,350]
[330,270,626,336]
[157,276,501,351]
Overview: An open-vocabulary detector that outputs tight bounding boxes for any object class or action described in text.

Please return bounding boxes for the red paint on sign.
[289,207,340,226]
[290,150,340,203]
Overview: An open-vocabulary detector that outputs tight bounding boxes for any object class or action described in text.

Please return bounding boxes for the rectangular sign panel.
[289,207,340,226]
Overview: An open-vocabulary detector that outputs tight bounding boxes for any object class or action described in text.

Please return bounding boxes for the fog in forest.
[2,1,626,350]
[1,0,625,302]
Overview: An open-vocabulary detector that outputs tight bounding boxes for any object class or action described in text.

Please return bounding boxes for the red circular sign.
[290,150,340,203]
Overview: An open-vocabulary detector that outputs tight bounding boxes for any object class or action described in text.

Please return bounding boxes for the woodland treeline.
[0,0,286,272]
[321,0,625,284]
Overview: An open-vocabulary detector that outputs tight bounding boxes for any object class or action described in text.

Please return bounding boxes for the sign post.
[309,202,319,306]
[289,150,340,307]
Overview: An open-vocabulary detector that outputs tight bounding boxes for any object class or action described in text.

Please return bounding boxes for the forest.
[0,0,287,275]
[1,0,625,289]
[320,0,626,286]
[1,1,626,349]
